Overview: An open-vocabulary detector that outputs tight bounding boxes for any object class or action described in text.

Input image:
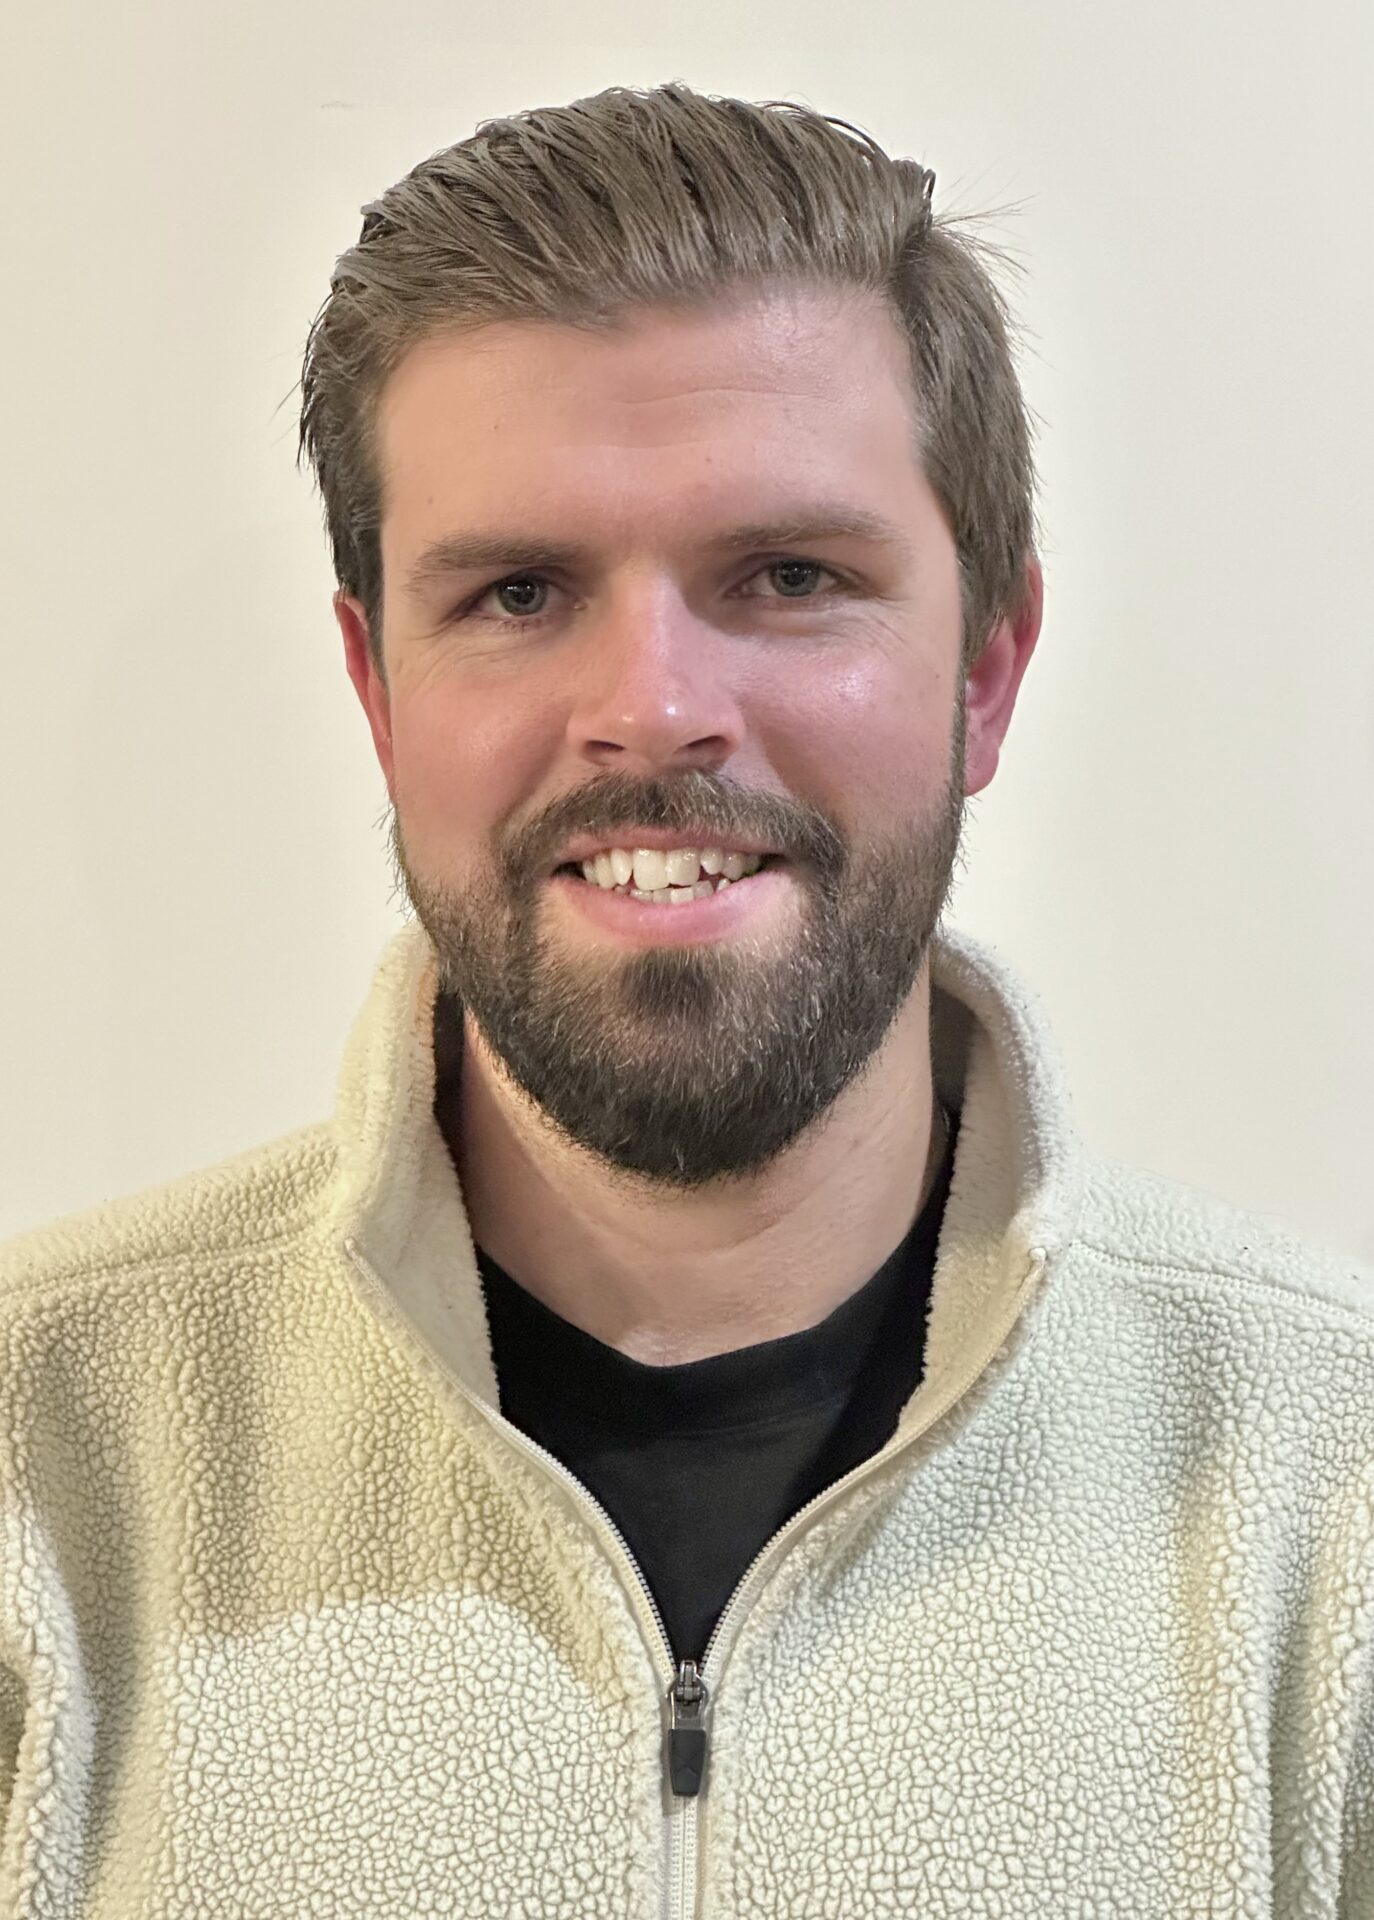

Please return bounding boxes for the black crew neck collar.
[476,1109,959,1437]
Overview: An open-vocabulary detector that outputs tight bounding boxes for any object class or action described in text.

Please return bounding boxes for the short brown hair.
[297,82,1036,681]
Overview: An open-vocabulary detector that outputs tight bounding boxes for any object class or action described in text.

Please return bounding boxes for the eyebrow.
[401,505,911,601]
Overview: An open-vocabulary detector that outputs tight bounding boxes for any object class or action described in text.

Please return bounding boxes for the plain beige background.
[2,0,1371,1262]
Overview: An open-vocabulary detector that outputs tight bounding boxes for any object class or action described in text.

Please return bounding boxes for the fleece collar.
[327,915,1087,1421]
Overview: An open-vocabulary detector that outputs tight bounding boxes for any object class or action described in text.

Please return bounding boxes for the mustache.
[509,772,845,884]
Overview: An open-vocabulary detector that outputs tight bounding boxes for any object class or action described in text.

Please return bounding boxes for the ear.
[335,590,397,800]
[962,556,1044,798]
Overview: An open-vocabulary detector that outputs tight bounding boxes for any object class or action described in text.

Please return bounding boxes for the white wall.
[3,0,1371,1261]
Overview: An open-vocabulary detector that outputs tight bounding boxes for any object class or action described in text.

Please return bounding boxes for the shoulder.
[0,1122,339,1320]
[1076,1151,1374,1336]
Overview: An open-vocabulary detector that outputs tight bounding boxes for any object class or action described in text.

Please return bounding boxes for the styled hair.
[297,82,1035,681]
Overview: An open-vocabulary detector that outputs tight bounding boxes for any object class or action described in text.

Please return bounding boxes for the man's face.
[342,285,992,1191]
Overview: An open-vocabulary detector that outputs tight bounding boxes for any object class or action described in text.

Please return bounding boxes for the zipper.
[344,1236,1048,1919]
[661,1239,1049,1795]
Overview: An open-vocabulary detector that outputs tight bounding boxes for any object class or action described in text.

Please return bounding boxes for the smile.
[548,860,792,947]
[562,849,774,904]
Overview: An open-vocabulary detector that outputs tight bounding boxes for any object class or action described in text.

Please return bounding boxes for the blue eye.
[764,560,827,597]
[489,576,549,617]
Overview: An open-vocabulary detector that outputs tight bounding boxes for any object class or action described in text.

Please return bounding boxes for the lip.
[547,864,792,945]
[551,830,782,872]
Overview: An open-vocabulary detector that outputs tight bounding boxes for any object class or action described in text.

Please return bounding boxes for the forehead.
[374,287,925,542]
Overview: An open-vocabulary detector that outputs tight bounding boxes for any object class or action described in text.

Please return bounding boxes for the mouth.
[553,851,786,892]
[547,855,793,945]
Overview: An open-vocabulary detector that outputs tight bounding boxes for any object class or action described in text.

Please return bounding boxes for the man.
[1,83,1371,1918]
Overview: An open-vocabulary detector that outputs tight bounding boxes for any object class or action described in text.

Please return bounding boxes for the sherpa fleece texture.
[1,915,1372,1918]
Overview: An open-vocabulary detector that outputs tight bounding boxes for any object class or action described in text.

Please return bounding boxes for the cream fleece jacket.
[1,915,1371,1917]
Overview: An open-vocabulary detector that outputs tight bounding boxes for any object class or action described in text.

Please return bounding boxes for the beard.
[388,683,968,1194]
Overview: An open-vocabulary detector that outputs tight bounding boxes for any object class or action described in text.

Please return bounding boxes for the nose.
[563,574,747,777]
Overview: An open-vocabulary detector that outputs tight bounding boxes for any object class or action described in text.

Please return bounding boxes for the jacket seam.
[1076,1238,1374,1337]
[0,1214,329,1313]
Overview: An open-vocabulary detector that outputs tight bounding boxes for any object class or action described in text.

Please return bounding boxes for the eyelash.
[452,557,851,629]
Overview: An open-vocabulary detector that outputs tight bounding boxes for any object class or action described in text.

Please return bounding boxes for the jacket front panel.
[0,1214,668,1917]
[697,1231,1374,1916]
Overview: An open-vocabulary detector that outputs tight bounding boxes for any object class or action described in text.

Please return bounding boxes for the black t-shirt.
[476,1110,959,1668]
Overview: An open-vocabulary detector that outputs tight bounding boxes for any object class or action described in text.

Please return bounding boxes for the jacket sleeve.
[1335,1410,1374,1920]
[0,1660,22,1840]
[1340,1643,1374,1918]
[0,1347,29,1875]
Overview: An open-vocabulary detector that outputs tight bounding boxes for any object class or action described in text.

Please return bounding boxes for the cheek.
[756,649,955,822]
[389,687,552,852]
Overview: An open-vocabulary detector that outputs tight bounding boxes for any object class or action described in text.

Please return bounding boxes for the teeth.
[577,847,766,891]
[632,849,669,892]
[625,874,739,904]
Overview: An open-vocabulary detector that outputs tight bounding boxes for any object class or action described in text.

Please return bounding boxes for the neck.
[438,974,944,1368]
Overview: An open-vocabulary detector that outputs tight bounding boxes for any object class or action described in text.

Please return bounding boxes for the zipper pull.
[666,1659,709,1797]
